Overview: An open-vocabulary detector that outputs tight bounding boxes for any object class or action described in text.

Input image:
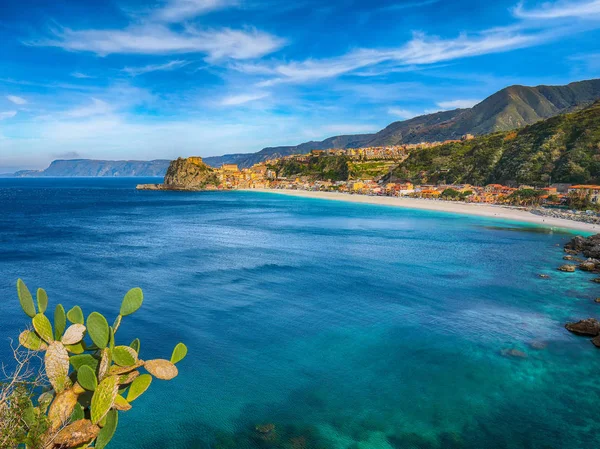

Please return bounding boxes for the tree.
[506,189,544,206]
[1,279,187,449]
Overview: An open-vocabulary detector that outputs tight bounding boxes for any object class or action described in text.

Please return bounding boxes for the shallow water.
[1,178,599,449]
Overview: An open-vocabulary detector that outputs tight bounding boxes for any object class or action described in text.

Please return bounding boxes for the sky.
[1,0,600,172]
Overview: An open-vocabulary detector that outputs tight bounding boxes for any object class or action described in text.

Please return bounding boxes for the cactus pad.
[45,341,70,393]
[54,304,67,340]
[171,342,188,364]
[48,388,80,431]
[70,402,85,422]
[37,288,48,314]
[113,394,132,411]
[144,359,179,380]
[19,329,47,351]
[70,354,100,371]
[78,365,98,391]
[53,419,101,448]
[120,287,143,316]
[87,312,110,348]
[62,323,87,345]
[109,360,144,376]
[112,314,122,334]
[130,338,141,354]
[65,341,86,354]
[95,409,118,449]
[126,374,152,402]
[91,376,119,424]
[32,313,54,343]
[98,348,112,381]
[117,369,140,385]
[112,345,138,367]
[17,278,36,318]
[67,305,85,324]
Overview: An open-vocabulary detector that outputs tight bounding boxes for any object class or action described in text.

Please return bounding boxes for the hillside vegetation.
[205,78,600,168]
[390,101,600,186]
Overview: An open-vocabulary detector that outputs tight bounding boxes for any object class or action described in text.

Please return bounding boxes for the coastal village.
[172,139,600,209]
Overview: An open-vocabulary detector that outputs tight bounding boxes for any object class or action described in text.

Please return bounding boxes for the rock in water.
[137,157,219,191]
[592,336,600,348]
[558,264,576,272]
[564,234,600,259]
[565,318,600,336]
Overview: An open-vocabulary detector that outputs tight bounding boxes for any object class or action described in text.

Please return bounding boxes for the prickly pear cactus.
[12,278,186,449]
[45,341,71,393]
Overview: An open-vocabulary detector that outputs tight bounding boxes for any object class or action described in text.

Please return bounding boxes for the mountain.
[14,159,170,177]
[387,100,600,186]
[204,78,600,168]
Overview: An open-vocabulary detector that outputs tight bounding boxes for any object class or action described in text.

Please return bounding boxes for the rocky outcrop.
[558,264,576,272]
[565,318,600,336]
[137,157,219,191]
[565,234,600,258]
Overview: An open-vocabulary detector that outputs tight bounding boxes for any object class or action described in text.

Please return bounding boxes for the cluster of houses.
[210,145,600,207]
[265,179,600,205]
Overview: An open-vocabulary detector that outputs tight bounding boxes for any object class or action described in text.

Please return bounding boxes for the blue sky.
[1,0,600,171]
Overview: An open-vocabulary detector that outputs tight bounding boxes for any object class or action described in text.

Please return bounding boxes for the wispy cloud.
[388,108,418,119]
[0,111,17,120]
[71,72,94,79]
[64,98,113,118]
[7,95,27,105]
[219,92,270,106]
[151,0,238,22]
[123,60,191,76]
[27,25,285,61]
[513,0,600,19]
[251,28,545,86]
[437,98,481,109]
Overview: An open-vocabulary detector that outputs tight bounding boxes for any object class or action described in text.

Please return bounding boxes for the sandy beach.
[254,189,600,233]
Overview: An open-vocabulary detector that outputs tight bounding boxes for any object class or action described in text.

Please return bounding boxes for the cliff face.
[15,159,170,177]
[137,157,219,191]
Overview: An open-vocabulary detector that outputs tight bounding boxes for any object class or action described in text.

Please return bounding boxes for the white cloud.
[436,98,481,109]
[219,92,269,106]
[388,108,418,119]
[513,0,600,19]
[27,24,285,61]
[123,60,190,76]
[7,95,27,105]
[0,111,17,120]
[152,0,238,22]
[249,28,547,86]
[64,98,113,118]
[71,72,94,79]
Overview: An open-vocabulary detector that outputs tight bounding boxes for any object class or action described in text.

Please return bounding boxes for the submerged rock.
[528,340,548,350]
[563,255,584,262]
[558,264,576,272]
[538,274,551,279]
[565,318,600,336]
[501,348,528,358]
[594,298,600,303]
[593,336,600,348]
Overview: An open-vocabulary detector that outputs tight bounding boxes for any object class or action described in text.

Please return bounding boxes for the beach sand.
[253,189,600,233]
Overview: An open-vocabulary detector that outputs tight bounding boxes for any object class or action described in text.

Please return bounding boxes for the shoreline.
[252,189,600,233]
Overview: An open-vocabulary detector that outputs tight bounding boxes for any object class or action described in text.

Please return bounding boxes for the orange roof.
[570,185,600,189]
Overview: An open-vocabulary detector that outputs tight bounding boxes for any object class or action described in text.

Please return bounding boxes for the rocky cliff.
[137,157,219,191]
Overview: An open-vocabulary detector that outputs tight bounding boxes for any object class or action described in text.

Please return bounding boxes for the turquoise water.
[1,178,599,448]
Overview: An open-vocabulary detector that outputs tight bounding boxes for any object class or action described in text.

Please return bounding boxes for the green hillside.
[390,101,600,186]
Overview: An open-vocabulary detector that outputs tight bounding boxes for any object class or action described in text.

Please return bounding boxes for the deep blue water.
[1,178,600,449]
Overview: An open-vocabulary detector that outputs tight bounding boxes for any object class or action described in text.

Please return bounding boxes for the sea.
[1,177,599,449]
